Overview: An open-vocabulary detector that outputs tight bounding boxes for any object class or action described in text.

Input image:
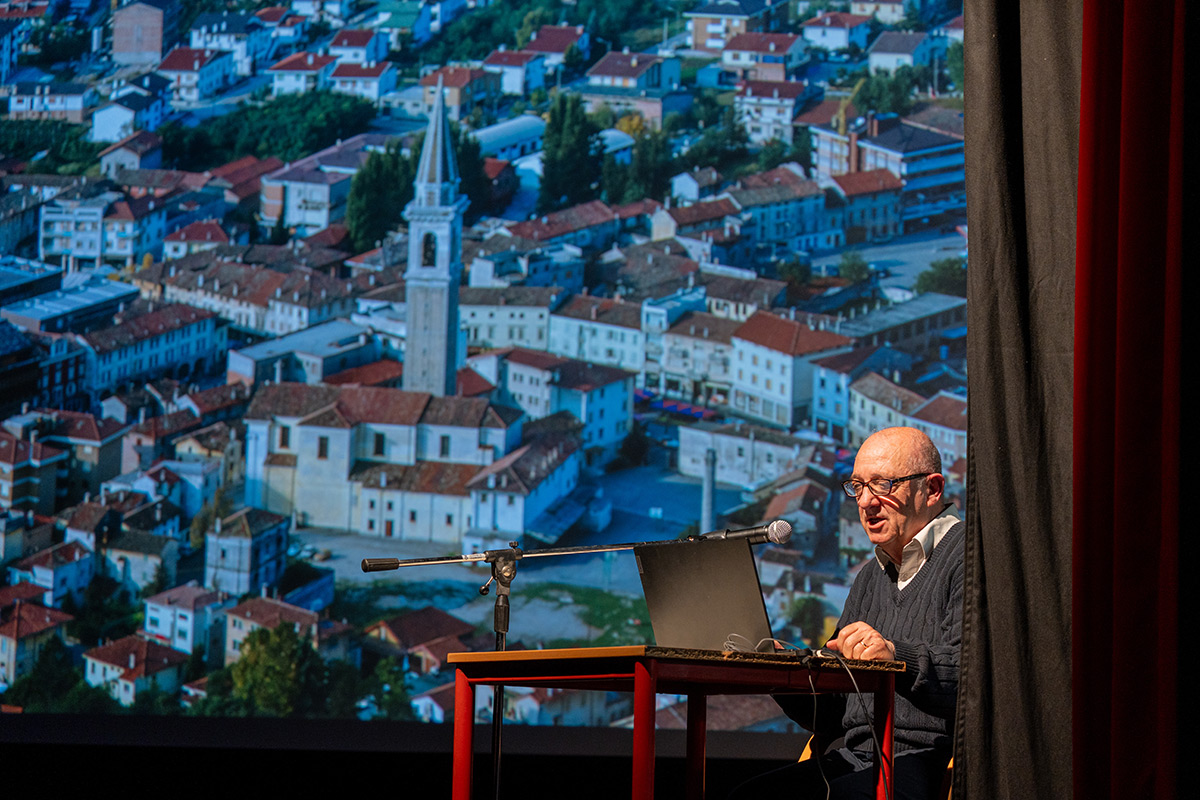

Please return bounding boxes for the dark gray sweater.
[838,520,964,755]
[777,521,964,758]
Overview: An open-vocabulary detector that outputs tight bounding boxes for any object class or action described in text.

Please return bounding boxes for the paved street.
[812,228,968,291]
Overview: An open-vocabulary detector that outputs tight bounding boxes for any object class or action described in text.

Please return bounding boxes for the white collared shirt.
[874,506,960,590]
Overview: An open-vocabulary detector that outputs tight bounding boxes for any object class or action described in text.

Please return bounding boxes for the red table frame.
[448,645,902,800]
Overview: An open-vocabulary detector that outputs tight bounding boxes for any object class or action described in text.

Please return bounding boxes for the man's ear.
[926,473,946,504]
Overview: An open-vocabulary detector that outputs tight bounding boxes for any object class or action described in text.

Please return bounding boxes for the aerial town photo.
[0,0,968,735]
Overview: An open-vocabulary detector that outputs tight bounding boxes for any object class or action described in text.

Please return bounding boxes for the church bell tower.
[402,77,469,397]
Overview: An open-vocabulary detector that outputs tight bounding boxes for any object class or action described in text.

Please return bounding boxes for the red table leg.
[453,669,475,800]
[874,673,895,800]
[686,693,707,799]
[632,660,657,800]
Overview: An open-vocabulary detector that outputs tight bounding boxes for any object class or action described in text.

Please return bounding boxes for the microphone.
[698,519,792,545]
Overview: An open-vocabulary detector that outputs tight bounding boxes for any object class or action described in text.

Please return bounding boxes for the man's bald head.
[859,426,942,475]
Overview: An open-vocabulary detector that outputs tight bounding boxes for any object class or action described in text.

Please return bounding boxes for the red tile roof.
[523,25,585,55]
[84,635,188,679]
[910,392,967,431]
[587,51,662,80]
[420,65,488,88]
[724,32,801,53]
[802,12,872,29]
[228,595,316,629]
[331,62,393,79]
[158,48,227,72]
[737,79,810,100]
[330,28,375,48]
[831,168,904,196]
[269,52,336,72]
[83,304,214,355]
[484,50,541,67]
[794,98,860,127]
[666,197,739,227]
[324,358,405,387]
[0,431,65,466]
[165,219,229,243]
[506,199,616,241]
[733,311,853,356]
[553,294,643,330]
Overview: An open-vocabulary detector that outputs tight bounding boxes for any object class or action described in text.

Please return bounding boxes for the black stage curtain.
[959,1,1182,798]
[958,1,1079,797]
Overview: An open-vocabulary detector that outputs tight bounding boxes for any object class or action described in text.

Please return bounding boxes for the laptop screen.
[634,537,774,652]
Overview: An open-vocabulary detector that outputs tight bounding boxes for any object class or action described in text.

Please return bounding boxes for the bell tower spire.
[403,76,469,397]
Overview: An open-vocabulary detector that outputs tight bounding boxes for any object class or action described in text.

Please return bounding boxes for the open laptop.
[634,537,775,652]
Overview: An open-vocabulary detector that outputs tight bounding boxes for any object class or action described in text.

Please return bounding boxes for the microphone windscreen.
[768,519,792,544]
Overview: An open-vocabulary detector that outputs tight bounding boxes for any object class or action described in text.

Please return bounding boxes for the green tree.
[621,128,673,203]
[231,624,327,717]
[345,142,415,255]
[538,93,602,213]
[756,139,789,173]
[839,250,871,284]
[947,41,964,92]
[159,92,375,172]
[0,636,80,711]
[616,420,651,468]
[600,154,629,205]
[369,657,416,720]
[914,256,968,297]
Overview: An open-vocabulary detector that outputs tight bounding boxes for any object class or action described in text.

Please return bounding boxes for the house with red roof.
[7,540,93,607]
[0,430,65,515]
[204,507,289,597]
[1,408,128,508]
[482,48,545,97]
[98,130,163,179]
[846,370,929,447]
[733,79,821,146]
[419,65,500,121]
[522,24,590,74]
[810,344,915,442]
[329,27,388,64]
[84,634,189,705]
[730,310,854,428]
[162,219,231,259]
[850,2,907,25]
[157,47,235,107]
[267,51,337,96]
[504,199,620,253]
[828,168,905,243]
[466,345,634,464]
[142,580,236,660]
[330,60,398,103]
[0,597,73,689]
[544,293,651,383]
[188,11,271,76]
[580,51,690,129]
[206,155,284,208]
[223,591,357,667]
[364,605,474,674]
[722,32,808,82]
[685,0,791,55]
[801,11,873,51]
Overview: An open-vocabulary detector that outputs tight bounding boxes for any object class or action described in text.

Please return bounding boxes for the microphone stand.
[362,539,651,800]
[359,528,788,799]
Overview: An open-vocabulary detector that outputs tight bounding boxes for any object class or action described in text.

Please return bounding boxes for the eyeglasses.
[841,473,930,499]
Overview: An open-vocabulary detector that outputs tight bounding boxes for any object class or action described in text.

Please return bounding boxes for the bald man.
[730,427,963,800]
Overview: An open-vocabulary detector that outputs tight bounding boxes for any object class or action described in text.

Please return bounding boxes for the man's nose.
[856,489,878,509]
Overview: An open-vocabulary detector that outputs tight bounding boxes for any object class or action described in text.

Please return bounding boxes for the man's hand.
[826,622,896,661]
